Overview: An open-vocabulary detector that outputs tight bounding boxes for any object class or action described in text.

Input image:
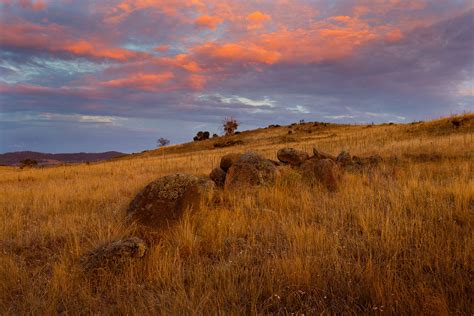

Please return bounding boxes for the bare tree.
[223,117,238,136]
[157,137,170,147]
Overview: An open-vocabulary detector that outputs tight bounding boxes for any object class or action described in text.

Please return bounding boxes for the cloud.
[1,0,46,10]
[101,72,175,91]
[1,0,473,152]
[247,11,271,30]
[195,15,223,30]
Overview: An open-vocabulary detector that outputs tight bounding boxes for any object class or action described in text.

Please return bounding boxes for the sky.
[0,0,473,153]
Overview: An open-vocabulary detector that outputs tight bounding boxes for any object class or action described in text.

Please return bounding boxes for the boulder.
[81,237,146,273]
[126,173,214,229]
[277,148,309,166]
[312,147,336,161]
[225,152,279,189]
[209,167,226,187]
[301,158,342,191]
[336,151,352,166]
[220,153,242,172]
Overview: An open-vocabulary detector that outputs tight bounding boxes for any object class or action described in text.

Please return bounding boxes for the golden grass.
[0,114,473,314]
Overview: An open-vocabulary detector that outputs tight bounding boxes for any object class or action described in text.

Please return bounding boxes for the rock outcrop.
[220,153,242,172]
[209,167,226,188]
[301,158,342,191]
[312,147,336,161]
[277,148,309,166]
[126,173,214,229]
[225,152,279,189]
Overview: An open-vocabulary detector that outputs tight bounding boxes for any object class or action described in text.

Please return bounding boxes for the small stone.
[81,237,147,273]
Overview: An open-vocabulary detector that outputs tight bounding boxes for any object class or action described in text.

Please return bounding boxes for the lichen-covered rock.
[209,167,226,188]
[126,173,214,229]
[277,148,309,166]
[336,151,352,166]
[301,158,342,191]
[312,147,336,161]
[225,152,279,189]
[220,153,242,172]
[81,237,146,273]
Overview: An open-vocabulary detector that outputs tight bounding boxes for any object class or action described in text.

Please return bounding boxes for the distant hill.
[0,151,126,166]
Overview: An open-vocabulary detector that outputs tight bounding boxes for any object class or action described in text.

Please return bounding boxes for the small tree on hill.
[157,137,170,147]
[223,117,238,136]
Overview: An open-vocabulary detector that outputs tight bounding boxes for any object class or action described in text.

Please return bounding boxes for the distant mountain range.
[0,151,126,166]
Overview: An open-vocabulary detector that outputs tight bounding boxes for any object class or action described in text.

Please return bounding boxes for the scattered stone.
[225,152,279,189]
[81,237,146,273]
[336,151,352,166]
[312,147,336,161]
[126,173,214,229]
[353,154,383,166]
[277,148,309,166]
[209,167,226,188]
[220,153,242,172]
[301,158,342,191]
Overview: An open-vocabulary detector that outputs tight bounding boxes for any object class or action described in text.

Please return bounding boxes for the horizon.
[0,113,469,154]
[1,0,473,153]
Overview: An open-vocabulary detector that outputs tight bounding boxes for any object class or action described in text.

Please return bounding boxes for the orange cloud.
[385,29,404,42]
[195,42,280,65]
[195,15,223,30]
[65,40,141,61]
[102,72,175,91]
[258,16,380,63]
[0,19,144,62]
[187,74,207,90]
[247,11,271,30]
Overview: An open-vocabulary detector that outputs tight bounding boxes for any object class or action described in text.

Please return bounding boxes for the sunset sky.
[0,0,473,153]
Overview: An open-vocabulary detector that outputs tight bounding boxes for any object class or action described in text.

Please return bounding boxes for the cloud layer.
[0,0,473,152]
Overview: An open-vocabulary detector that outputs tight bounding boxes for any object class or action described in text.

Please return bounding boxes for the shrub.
[193,131,210,141]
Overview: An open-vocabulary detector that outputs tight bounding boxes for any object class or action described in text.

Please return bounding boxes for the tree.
[157,137,170,147]
[193,131,210,141]
[223,117,238,136]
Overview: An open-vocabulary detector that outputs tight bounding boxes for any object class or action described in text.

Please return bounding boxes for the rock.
[277,148,309,166]
[312,147,336,161]
[209,167,226,187]
[220,153,242,172]
[301,158,342,191]
[126,173,214,229]
[81,237,146,273]
[225,152,279,189]
[268,159,284,167]
[353,154,383,167]
[336,151,352,166]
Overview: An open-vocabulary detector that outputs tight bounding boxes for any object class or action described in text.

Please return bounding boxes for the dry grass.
[0,114,473,314]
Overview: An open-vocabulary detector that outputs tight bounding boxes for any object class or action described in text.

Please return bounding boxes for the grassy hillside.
[0,114,473,314]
